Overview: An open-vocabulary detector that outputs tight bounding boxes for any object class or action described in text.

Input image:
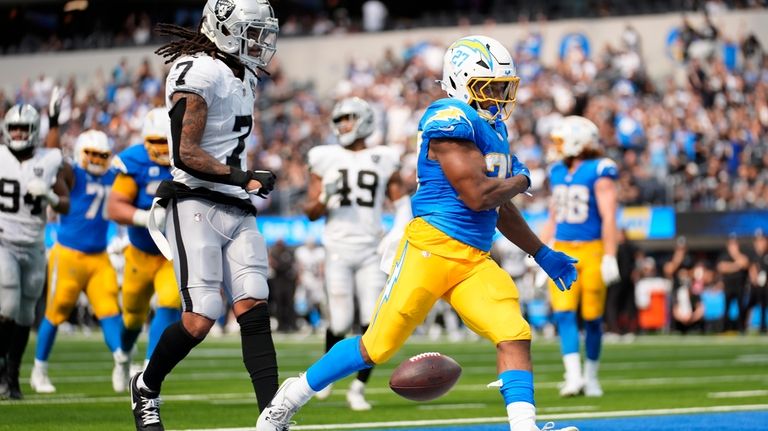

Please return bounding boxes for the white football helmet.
[2,104,40,152]
[142,107,171,166]
[200,0,279,70]
[548,115,600,162]
[331,97,375,147]
[75,130,112,176]
[440,35,520,121]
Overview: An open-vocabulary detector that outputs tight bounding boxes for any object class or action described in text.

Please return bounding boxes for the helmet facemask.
[75,130,112,176]
[144,136,170,166]
[467,76,519,121]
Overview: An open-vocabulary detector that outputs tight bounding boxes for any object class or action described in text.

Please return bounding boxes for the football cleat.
[256,377,301,431]
[583,378,603,397]
[0,361,8,399]
[30,365,56,394]
[130,372,164,430]
[558,377,584,397]
[540,422,579,431]
[346,379,371,411]
[314,383,331,400]
[6,361,22,400]
[113,349,131,393]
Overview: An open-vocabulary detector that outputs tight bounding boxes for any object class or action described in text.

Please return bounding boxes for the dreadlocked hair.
[154,22,267,78]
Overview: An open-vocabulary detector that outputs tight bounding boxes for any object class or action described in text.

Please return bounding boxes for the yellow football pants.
[548,240,606,320]
[122,244,180,330]
[46,243,119,325]
[362,218,530,364]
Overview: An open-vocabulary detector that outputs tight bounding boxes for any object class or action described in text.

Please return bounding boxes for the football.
[389,352,462,401]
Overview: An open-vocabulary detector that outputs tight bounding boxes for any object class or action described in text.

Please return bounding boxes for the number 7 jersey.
[308,145,400,247]
[549,158,618,242]
[0,146,62,246]
[165,54,257,199]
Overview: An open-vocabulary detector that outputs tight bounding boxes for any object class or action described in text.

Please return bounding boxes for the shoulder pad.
[421,101,475,142]
[596,158,618,179]
[167,55,219,106]
[307,145,339,175]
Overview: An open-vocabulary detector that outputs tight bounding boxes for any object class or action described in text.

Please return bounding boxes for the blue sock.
[306,336,371,391]
[553,311,579,355]
[121,327,141,354]
[498,369,535,405]
[584,318,603,361]
[147,307,181,359]
[99,314,123,353]
[35,318,58,362]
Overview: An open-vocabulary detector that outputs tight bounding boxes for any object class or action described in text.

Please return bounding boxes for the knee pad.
[239,273,269,302]
[189,289,225,321]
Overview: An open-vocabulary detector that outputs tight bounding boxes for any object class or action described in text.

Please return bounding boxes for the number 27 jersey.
[549,158,618,242]
[166,54,257,200]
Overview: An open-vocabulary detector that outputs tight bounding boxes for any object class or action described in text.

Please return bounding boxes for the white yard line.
[169,403,768,431]
[708,390,768,398]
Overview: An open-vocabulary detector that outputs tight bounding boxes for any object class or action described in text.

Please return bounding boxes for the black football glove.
[248,170,276,199]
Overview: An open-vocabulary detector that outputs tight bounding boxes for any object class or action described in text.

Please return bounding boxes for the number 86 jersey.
[308,144,400,248]
[165,54,257,200]
[549,158,618,242]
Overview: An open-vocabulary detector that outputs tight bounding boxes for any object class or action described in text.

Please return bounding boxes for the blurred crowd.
[4,0,763,55]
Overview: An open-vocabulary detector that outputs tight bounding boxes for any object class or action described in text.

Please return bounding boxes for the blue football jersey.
[113,144,172,255]
[57,165,116,253]
[549,158,618,241]
[411,98,529,252]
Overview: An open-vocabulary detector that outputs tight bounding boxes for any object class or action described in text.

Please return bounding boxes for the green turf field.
[2,332,767,430]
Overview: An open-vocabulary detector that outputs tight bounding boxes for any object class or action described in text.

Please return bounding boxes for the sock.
[121,327,141,355]
[553,311,579,355]
[506,401,537,431]
[99,315,123,353]
[0,319,14,359]
[147,307,181,359]
[142,320,203,392]
[325,328,344,352]
[584,318,603,361]
[306,336,371,392]
[356,325,373,383]
[498,369,535,405]
[35,319,58,362]
[9,323,31,367]
[562,352,582,383]
[237,303,278,412]
[584,359,599,381]
[33,358,48,370]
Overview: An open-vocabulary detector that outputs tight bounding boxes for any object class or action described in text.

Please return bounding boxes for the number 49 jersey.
[0,146,62,246]
[308,145,400,247]
[549,158,618,242]
[165,54,257,200]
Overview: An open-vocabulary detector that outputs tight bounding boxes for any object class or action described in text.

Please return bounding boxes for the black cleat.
[6,361,22,400]
[130,372,164,430]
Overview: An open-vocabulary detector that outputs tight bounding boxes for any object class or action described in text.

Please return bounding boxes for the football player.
[30,129,125,394]
[304,97,405,410]
[540,115,620,397]
[107,107,181,381]
[258,35,579,431]
[0,104,70,400]
[129,1,279,429]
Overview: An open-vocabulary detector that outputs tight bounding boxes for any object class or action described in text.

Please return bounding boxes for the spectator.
[717,235,751,332]
[268,240,298,332]
[605,230,640,335]
[362,0,388,32]
[748,230,768,333]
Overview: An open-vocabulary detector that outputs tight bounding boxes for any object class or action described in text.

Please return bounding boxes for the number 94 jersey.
[308,145,400,247]
[0,146,62,246]
[549,158,618,242]
[165,54,257,200]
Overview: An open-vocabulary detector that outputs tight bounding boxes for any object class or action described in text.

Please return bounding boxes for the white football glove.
[601,254,621,285]
[319,171,342,209]
[27,178,60,206]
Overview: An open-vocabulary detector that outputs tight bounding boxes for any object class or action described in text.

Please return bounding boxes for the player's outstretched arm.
[169,92,272,194]
[303,173,327,221]
[430,138,529,211]
[497,201,578,291]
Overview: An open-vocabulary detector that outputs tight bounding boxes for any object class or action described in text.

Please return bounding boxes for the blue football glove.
[534,245,578,291]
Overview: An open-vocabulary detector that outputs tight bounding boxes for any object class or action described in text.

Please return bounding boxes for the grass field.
[2,332,767,431]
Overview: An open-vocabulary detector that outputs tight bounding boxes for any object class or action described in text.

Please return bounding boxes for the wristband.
[132,209,150,227]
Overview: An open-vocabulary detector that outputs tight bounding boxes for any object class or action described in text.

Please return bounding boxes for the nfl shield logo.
[33,167,44,177]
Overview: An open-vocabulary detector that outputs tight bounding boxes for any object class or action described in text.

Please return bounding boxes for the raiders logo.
[215,0,236,21]
[371,155,380,163]
[33,167,44,177]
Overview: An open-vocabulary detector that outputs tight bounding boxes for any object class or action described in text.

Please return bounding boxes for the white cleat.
[558,378,584,397]
[112,350,131,393]
[257,377,301,431]
[583,378,603,397]
[30,366,56,394]
[346,379,371,411]
[539,423,579,431]
[314,383,332,400]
